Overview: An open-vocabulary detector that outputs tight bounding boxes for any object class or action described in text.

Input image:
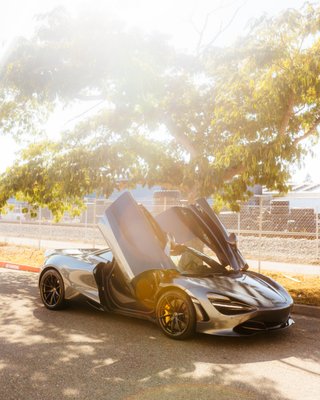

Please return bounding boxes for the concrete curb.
[0,261,40,273]
[292,304,320,319]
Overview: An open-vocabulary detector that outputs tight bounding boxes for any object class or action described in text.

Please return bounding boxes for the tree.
[0,6,181,216]
[201,3,320,204]
[1,3,320,217]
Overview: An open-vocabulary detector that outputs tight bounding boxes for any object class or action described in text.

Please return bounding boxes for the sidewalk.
[1,235,320,276]
[0,235,103,251]
[248,259,320,276]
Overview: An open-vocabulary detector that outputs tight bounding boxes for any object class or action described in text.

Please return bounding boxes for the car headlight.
[208,293,256,315]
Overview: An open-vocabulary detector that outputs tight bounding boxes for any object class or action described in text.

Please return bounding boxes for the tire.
[40,269,66,310]
[156,290,196,340]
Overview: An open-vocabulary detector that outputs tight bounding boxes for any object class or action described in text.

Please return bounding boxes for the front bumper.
[233,316,294,336]
[195,304,294,337]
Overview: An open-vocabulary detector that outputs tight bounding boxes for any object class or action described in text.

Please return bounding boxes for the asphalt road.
[0,269,319,400]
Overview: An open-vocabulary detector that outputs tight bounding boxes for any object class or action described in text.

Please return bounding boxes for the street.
[0,268,319,400]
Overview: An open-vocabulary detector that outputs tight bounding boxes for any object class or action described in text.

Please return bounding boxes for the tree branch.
[223,164,246,181]
[164,116,198,158]
[279,90,295,136]
[200,1,247,54]
[191,1,247,56]
[195,12,211,56]
[191,2,225,55]
[293,117,320,145]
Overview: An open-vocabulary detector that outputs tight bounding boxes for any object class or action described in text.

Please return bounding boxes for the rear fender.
[39,265,79,300]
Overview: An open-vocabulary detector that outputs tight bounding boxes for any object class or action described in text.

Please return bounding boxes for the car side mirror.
[228,232,238,247]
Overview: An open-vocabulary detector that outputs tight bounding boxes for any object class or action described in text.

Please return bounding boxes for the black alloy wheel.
[40,269,66,310]
[156,290,196,340]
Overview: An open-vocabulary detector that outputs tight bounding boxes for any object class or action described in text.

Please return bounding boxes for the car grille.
[234,306,292,335]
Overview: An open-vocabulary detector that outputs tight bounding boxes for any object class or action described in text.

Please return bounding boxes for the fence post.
[50,211,53,242]
[316,211,319,260]
[84,204,88,242]
[93,198,97,249]
[38,206,42,249]
[237,212,241,247]
[258,196,263,273]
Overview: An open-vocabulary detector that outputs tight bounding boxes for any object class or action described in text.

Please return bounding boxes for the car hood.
[156,199,248,271]
[98,192,176,282]
[174,271,292,308]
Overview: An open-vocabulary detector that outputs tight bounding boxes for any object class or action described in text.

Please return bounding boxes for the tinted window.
[98,251,113,262]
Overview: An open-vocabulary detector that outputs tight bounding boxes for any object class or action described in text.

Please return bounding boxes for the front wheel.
[156,290,196,340]
[40,269,66,310]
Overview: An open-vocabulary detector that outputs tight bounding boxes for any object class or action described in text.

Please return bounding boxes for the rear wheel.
[40,269,66,310]
[156,290,196,340]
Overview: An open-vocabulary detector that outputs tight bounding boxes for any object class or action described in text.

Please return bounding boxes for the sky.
[0,0,319,182]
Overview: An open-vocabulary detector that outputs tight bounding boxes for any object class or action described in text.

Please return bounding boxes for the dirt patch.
[0,242,44,267]
[262,271,320,306]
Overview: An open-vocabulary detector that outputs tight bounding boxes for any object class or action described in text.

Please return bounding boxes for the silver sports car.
[39,192,294,340]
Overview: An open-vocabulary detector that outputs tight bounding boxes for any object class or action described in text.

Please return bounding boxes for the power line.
[63,99,106,126]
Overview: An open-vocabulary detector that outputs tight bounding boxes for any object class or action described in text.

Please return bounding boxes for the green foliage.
[1,3,320,217]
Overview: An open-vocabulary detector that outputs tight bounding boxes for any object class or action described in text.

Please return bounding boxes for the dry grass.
[262,270,320,306]
[0,242,44,267]
[0,243,319,306]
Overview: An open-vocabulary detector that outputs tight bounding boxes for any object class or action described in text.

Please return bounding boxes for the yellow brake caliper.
[164,303,171,325]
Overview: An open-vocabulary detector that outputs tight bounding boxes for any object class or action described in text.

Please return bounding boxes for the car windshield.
[96,249,114,262]
[156,206,230,266]
[169,242,226,275]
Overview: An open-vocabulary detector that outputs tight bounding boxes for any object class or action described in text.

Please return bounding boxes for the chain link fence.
[220,195,320,264]
[1,194,320,265]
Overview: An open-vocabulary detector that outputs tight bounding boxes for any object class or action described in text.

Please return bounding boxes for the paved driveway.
[0,269,319,400]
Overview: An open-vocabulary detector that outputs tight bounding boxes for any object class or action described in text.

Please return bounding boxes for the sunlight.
[62,333,104,343]
[0,293,53,345]
[0,360,7,371]
[280,356,320,375]
[63,388,80,397]
[1,0,319,181]
[179,361,219,379]
[92,357,118,370]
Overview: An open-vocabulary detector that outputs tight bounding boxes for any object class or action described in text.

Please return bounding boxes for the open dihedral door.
[156,198,248,271]
[98,192,176,283]
[193,198,248,270]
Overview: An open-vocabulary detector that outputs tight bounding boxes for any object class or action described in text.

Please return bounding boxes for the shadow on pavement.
[1,269,319,400]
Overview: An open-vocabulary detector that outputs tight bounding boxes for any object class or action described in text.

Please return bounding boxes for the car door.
[98,192,176,284]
